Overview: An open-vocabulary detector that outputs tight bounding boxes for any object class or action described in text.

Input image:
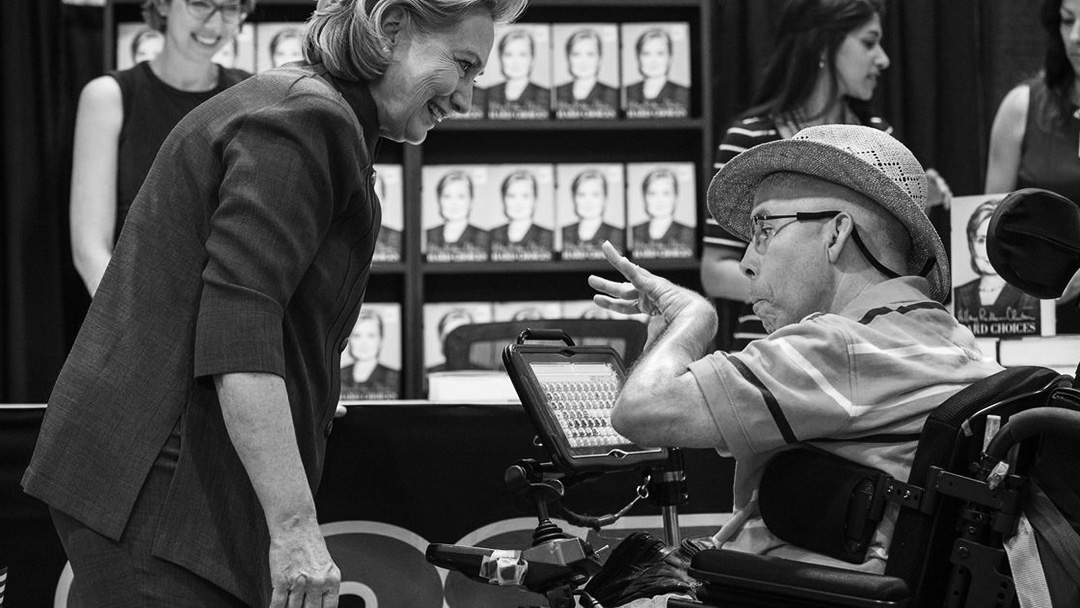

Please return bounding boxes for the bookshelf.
[104,0,715,398]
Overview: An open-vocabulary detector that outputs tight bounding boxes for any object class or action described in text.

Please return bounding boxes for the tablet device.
[503,338,668,473]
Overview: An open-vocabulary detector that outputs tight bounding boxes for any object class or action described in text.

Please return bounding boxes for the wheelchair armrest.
[686,549,911,608]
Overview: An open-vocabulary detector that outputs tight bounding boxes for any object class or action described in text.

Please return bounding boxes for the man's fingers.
[588,275,637,301]
[270,585,289,608]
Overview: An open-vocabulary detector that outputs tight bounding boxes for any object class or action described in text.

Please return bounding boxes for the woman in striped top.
[701,0,948,351]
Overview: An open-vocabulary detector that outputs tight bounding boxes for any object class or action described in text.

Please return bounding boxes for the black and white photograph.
[422,165,494,263]
[620,22,692,119]
[555,163,626,260]
[552,24,620,119]
[625,162,696,259]
[339,303,402,401]
[950,195,1042,337]
[477,23,552,120]
[487,164,556,262]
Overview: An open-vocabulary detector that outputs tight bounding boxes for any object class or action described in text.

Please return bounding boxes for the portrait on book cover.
[626,162,696,259]
[620,22,691,119]
[373,164,404,263]
[478,24,553,120]
[950,195,1040,337]
[555,164,626,261]
[340,303,402,400]
[552,24,620,119]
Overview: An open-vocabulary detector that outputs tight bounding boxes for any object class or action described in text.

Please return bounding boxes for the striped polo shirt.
[687,277,1003,572]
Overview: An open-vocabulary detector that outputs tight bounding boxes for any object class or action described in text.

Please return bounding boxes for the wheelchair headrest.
[988,188,1080,299]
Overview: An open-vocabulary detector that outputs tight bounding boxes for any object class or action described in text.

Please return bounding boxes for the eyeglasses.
[750,211,839,252]
[184,0,247,23]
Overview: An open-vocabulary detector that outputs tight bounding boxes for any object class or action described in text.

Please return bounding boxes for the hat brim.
[706,138,951,303]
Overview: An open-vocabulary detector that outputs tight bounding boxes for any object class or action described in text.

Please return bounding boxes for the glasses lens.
[187,0,214,18]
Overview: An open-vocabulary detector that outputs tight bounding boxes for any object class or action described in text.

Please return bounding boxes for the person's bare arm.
[589,241,722,449]
[984,84,1030,194]
[215,372,340,608]
[70,76,123,297]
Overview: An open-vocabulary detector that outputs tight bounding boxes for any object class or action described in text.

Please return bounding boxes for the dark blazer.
[555,81,619,108]
[426,224,491,252]
[340,363,400,399]
[562,222,624,248]
[631,221,695,247]
[490,223,554,250]
[22,64,382,608]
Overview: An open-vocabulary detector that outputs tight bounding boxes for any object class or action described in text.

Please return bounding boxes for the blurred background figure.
[985,0,1080,333]
[70,0,254,297]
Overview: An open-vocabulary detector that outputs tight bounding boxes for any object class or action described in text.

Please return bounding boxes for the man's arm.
[215,372,340,608]
[588,241,723,449]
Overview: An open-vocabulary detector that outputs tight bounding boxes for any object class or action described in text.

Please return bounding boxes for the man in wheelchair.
[587,124,1006,606]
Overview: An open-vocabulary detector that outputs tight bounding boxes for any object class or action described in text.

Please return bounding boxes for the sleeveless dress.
[110,61,250,239]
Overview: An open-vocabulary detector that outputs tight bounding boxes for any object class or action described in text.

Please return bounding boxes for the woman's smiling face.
[371,9,494,144]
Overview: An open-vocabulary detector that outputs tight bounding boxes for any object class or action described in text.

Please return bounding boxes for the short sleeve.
[687,318,856,460]
[193,92,365,378]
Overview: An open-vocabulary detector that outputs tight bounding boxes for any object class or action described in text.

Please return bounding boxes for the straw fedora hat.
[706,124,950,303]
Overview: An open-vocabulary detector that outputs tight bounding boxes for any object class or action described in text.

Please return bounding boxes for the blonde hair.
[305,0,528,81]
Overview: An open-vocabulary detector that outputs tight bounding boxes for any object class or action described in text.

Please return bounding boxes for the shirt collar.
[837,276,937,320]
[320,67,382,161]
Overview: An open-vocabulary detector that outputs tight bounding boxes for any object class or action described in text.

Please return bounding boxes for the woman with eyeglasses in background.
[70,0,255,297]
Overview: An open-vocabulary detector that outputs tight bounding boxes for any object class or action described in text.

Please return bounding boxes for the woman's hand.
[269,522,341,608]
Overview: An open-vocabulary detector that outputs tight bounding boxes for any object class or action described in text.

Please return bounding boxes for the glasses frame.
[183,0,247,23]
[750,211,840,253]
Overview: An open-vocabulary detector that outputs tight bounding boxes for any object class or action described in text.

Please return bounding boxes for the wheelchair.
[427,188,1080,608]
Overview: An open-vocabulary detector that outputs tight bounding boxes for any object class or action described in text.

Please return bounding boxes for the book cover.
[493,300,564,321]
[422,165,494,263]
[478,23,552,120]
[486,164,557,262]
[625,162,696,259]
[950,194,1042,337]
[213,25,256,72]
[115,23,163,70]
[255,22,305,72]
[551,24,620,120]
[620,22,692,119]
[423,302,495,374]
[554,163,626,261]
[373,164,404,263]
[340,302,402,401]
